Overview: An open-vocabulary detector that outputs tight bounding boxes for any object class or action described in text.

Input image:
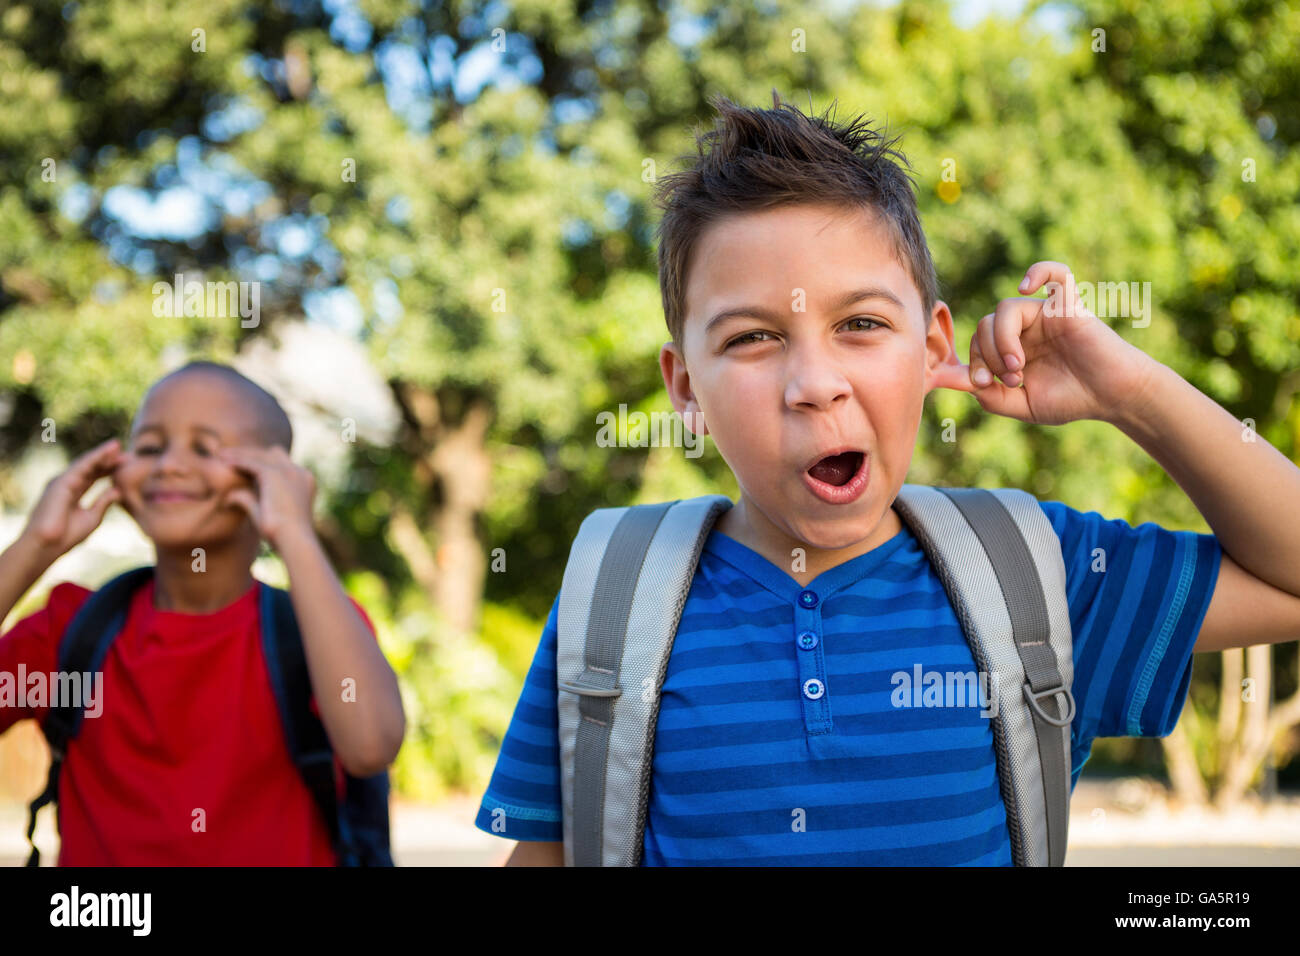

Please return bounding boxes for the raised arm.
[1106,357,1300,653]
[0,438,122,624]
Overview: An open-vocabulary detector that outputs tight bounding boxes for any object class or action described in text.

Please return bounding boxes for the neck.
[151,535,259,613]
[717,495,904,587]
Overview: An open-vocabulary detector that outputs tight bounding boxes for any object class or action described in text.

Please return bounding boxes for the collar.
[701,521,912,604]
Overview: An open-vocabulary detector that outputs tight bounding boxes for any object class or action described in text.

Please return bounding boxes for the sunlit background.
[1,0,1297,864]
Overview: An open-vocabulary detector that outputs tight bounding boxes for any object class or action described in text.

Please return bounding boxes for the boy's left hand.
[216,446,318,550]
[932,260,1160,426]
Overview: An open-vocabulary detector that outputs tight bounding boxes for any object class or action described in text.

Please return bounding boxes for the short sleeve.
[1037,500,1222,788]
[0,582,92,734]
[348,596,376,635]
[473,593,562,842]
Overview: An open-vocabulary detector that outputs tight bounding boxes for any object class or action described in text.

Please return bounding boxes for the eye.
[194,443,215,458]
[725,330,776,349]
[842,316,886,332]
[134,445,160,455]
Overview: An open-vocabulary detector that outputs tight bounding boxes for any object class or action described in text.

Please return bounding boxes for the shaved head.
[137,361,293,451]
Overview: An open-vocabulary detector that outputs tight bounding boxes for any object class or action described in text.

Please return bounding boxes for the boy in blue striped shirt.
[475,93,1300,865]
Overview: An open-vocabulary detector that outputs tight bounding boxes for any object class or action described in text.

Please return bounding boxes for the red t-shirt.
[0,576,377,866]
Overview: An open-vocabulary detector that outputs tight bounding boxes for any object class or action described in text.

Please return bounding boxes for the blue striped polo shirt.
[474,497,1222,865]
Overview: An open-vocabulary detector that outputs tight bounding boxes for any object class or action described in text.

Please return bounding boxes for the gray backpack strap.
[893,484,1075,866]
[557,495,733,866]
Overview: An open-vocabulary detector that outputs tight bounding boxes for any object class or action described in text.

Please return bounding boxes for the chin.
[788,522,873,552]
[139,520,236,552]
[785,503,884,552]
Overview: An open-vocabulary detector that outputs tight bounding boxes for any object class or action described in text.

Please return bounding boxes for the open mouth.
[802,450,870,504]
[807,451,863,487]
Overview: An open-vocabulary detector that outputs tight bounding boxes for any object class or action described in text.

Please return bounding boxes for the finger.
[61,460,122,508]
[98,449,127,479]
[928,354,979,394]
[977,313,1006,380]
[65,485,120,542]
[86,485,121,523]
[217,445,280,467]
[971,372,1030,420]
[223,488,261,525]
[969,335,1021,399]
[74,437,120,461]
[991,299,1035,387]
[969,322,994,388]
[216,447,270,475]
[219,444,277,460]
[1018,261,1073,296]
[75,438,122,471]
[1020,263,1083,322]
[65,439,124,489]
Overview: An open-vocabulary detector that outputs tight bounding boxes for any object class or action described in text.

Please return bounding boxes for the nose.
[153,445,192,475]
[784,338,853,411]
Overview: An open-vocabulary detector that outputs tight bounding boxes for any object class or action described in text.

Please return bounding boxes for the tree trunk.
[386,504,440,597]
[1161,719,1209,807]
[390,382,493,638]
[1215,644,1272,810]
[428,400,492,636]
[1216,648,1243,762]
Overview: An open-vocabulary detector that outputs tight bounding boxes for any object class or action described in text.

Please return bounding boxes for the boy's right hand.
[23,438,125,560]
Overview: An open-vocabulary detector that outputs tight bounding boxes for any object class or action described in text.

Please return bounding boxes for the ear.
[923,300,975,396]
[659,342,708,435]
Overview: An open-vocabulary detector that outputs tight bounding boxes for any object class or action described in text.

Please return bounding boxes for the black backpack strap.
[342,772,394,866]
[26,566,154,867]
[258,584,348,860]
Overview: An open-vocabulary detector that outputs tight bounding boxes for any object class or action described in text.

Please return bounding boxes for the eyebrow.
[703,285,908,335]
[133,424,223,440]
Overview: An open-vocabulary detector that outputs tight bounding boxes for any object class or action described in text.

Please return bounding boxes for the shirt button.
[798,589,819,609]
[802,678,825,700]
[797,631,818,650]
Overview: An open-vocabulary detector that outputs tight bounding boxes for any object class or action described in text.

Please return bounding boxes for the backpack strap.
[557,495,732,866]
[258,584,348,861]
[340,770,394,866]
[893,484,1075,866]
[26,566,154,867]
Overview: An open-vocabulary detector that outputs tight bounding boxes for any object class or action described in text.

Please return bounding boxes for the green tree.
[1,0,1295,801]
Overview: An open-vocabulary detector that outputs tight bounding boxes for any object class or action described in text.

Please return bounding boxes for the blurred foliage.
[0,0,1297,796]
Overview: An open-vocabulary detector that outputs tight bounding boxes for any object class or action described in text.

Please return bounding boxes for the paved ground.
[4,780,1298,867]
[1066,845,1300,865]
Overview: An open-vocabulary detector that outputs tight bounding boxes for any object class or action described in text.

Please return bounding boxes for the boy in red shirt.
[0,361,405,865]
